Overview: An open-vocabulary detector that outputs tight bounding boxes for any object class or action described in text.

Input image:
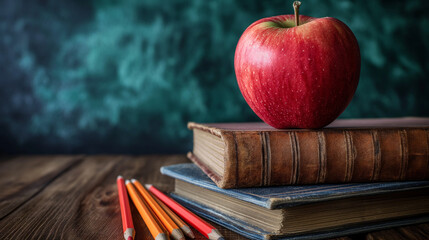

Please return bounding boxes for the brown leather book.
[187,117,429,188]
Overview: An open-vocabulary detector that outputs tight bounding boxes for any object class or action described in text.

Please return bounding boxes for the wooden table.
[0,155,428,240]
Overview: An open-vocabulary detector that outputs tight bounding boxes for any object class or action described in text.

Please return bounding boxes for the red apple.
[234,1,360,128]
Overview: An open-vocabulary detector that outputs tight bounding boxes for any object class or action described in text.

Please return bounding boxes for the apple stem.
[293,1,301,27]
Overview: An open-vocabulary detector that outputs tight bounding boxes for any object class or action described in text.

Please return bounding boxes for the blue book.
[161,163,429,240]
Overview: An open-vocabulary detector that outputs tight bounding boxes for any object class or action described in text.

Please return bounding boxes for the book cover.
[188,117,429,188]
[160,163,429,209]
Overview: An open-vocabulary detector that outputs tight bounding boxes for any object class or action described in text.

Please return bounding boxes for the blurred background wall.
[1,0,428,154]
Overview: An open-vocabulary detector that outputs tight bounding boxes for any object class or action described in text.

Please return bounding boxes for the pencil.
[152,192,195,239]
[147,197,170,235]
[125,180,168,240]
[117,176,135,240]
[132,179,185,240]
[146,184,224,240]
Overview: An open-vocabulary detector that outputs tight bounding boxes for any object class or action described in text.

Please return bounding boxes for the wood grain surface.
[0,155,427,240]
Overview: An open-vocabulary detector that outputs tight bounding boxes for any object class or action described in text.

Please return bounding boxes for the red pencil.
[145,184,224,240]
[117,176,135,240]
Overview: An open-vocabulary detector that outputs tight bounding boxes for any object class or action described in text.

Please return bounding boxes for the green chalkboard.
[0,0,428,153]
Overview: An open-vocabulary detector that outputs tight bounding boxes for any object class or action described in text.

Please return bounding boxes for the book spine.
[221,129,429,188]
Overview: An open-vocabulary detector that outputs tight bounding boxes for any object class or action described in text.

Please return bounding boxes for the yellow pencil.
[125,180,168,240]
[132,179,185,240]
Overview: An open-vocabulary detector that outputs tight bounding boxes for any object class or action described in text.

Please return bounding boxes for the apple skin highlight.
[234,14,361,129]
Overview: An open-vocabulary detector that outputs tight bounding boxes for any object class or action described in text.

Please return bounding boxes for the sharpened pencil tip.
[117,175,123,180]
[171,229,185,240]
[124,228,134,240]
[187,231,195,239]
[181,225,195,239]
[144,184,152,189]
[155,233,168,240]
[125,180,131,185]
[208,229,224,240]
[131,179,137,183]
[180,225,195,239]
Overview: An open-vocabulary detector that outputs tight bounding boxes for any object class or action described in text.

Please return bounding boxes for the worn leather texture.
[188,118,429,188]
[160,163,429,209]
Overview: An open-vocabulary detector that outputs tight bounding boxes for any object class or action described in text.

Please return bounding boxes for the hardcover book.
[188,117,429,188]
[161,163,429,240]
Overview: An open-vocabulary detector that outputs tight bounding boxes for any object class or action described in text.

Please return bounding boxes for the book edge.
[161,163,429,210]
[188,122,223,137]
[172,193,429,240]
[187,152,225,187]
[187,118,429,132]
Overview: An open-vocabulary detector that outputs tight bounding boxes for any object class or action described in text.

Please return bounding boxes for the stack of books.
[162,117,429,239]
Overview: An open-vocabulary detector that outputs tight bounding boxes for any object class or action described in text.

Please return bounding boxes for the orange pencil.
[125,180,168,240]
[152,192,195,239]
[132,179,185,240]
[147,197,170,235]
[146,184,224,240]
[117,176,135,240]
